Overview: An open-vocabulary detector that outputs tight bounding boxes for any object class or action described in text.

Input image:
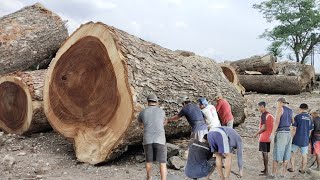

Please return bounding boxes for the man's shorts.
[273,131,292,162]
[291,144,308,155]
[313,141,320,155]
[259,142,271,152]
[191,129,208,142]
[143,143,167,163]
[208,128,230,154]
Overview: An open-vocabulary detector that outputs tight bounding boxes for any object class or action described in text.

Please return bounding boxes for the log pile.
[0,4,247,165]
[230,54,315,94]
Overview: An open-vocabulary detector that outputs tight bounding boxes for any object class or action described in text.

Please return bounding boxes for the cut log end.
[0,76,32,135]
[44,23,133,164]
[219,64,245,95]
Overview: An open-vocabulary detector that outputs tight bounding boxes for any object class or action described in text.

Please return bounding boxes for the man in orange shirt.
[214,93,234,128]
[255,101,274,176]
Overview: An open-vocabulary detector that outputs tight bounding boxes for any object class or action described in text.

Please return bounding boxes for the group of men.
[254,97,320,179]
[138,93,243,180]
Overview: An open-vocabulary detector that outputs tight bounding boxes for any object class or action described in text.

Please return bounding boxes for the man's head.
[214,92,222,101]
[181,96,191,106]
[147,93,158,105]
[198,97,209,109]
[258,101,266,113]
[277,97,289,107]
[310,108,320,118]
[298,103,308,113]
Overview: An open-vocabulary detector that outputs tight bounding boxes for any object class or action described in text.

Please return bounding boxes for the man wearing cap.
[214,93,234,128]
[287,103,312,174]
[167,96,208,142]
[268,97,294,179]
[310,108,320,171]
[254,101,274,176]
[198,97,221,131]
[138,94,167,180]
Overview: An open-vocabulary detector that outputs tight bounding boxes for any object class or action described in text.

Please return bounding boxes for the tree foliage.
[254,0,320,64]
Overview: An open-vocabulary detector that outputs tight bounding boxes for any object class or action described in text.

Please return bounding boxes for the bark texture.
[0,3,68,75]
[0,70,50,134]
[43,22,247,164]
[239,74,310,94]
[230,54,276,75]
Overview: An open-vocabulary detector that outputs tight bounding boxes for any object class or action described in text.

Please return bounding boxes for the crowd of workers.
[137,93,320,180]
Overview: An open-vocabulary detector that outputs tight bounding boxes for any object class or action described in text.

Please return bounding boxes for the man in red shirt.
[254,101,274,176]
[214,93,234,128]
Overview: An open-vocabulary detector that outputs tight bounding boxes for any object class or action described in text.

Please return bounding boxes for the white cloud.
[208,1,230,10]
[0,0,24,16]
[175,21,188,29]
[164,0,182,6]
[199,48,224,61]
[93,0,117,10]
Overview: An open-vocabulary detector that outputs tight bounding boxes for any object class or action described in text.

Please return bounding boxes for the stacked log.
[0,3,67,134]
[238,62,315,94]
[43,22,247,164]
[219,64,245,95]
[230,54,276,75]
[0,3,68,74]
[0,70,50,135]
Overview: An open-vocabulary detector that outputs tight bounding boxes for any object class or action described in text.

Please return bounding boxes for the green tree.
[254,0,320,64]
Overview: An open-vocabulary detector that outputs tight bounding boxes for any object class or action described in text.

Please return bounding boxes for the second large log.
[0,70,50,134]
[43,22,247,164]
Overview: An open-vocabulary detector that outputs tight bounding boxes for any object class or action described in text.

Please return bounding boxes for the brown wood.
[0,70,50,134]
[239,74,311,94]
[0,3,68,75]
[43,22,247,164]
[230,54,276,75]
[219,64,245,95]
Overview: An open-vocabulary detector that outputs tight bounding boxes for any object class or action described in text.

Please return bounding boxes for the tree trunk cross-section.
[0,70,50,134]
[0,3,68,75]
[219,64,245,95]
[43,22,247,164]
[230,54,276,75]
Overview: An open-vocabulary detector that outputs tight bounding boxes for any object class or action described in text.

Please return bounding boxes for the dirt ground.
[1,93,320,180]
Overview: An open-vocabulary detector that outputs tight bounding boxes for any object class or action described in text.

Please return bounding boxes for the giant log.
[0,70,50,134]
[43,22,247,164]
[0,3,68,74]
[230,54,276,75]
[239,74,311,94]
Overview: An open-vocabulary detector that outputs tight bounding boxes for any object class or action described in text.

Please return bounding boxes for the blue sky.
[1,0,319,72]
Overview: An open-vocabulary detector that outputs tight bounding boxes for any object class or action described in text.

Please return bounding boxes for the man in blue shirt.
[167,96,208,142]
[288,103,312,174]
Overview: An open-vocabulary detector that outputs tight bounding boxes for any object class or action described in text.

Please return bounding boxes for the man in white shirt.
[198,97,221,130]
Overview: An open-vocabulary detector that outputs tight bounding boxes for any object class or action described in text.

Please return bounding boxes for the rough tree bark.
[0,3,68,75]
[230,54,276,75]
[219,64,245,95]
[0,70,50,134]
[239,74,311,94]
[43,22,247,164]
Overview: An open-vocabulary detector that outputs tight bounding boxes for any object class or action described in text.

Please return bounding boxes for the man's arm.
[167,115,181,122]
[271,105,283,136]
[291,116,297,137]
[255,124,266,138]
